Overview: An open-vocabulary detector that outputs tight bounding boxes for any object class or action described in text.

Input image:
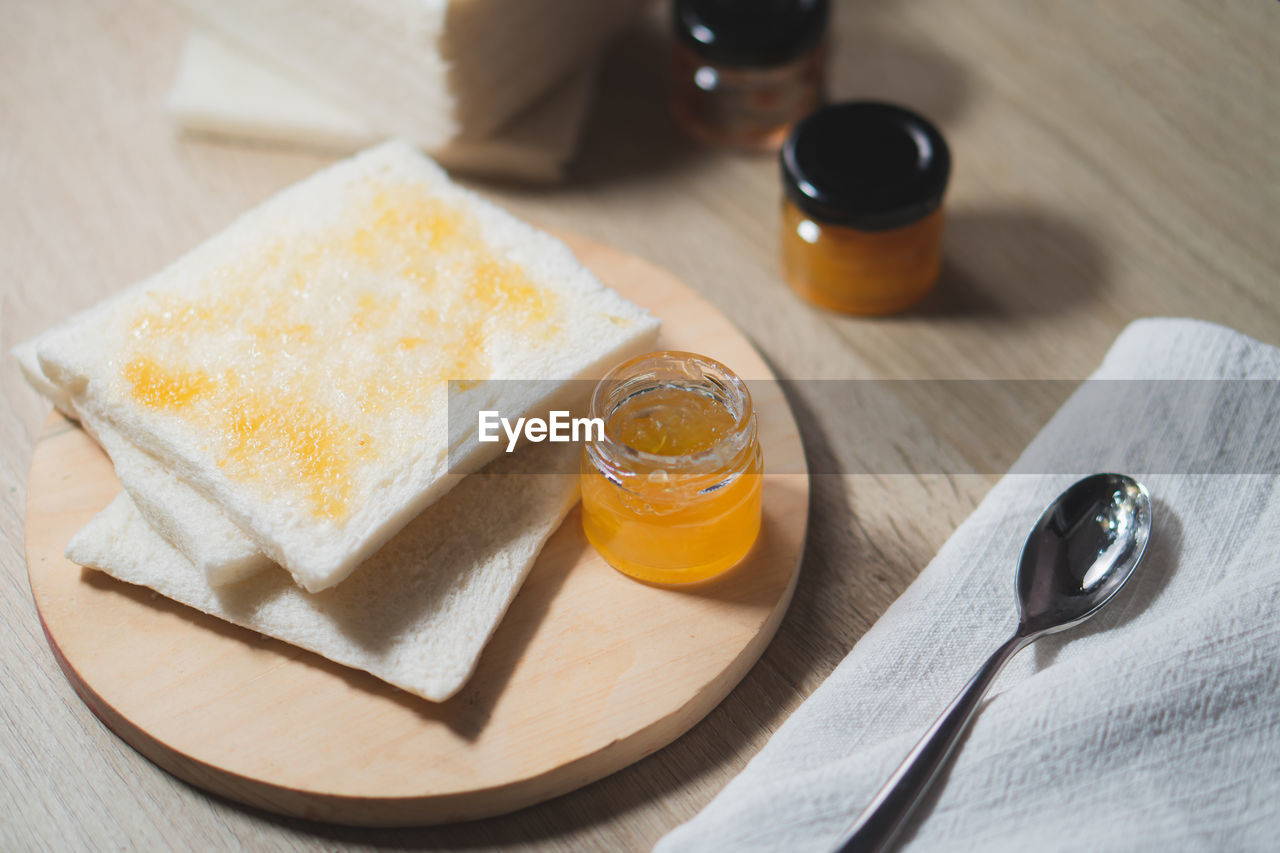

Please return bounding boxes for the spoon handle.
[833,631,1035,853]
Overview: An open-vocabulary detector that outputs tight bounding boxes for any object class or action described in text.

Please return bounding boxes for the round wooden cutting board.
[24,233,809,827]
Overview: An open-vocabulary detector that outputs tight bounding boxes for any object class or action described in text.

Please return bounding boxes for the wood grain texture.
[2,0,1277,849]
[22,234,808,827]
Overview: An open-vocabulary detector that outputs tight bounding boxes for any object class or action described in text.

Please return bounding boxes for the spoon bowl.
[1017,473,1152,636]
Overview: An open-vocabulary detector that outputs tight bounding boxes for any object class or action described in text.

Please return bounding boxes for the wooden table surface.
[2,1,1276,850]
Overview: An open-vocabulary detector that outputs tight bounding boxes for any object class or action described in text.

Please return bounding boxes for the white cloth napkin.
[657,318,1280,852]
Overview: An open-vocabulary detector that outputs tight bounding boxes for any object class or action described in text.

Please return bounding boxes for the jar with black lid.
[780,101,951,315]
[672,0,828,152]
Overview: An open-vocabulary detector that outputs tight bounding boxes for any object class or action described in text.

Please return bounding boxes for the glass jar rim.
[587,350,758,481]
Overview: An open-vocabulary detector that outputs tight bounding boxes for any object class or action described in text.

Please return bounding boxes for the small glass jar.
[781,101,951,315]
[581,351,763,585]
[672,0,828,152]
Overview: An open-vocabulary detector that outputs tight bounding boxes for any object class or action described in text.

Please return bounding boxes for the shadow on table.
[567,13,711,189]
[902,207,1110,322]
[469,9,709,196]
[827,21,973,125]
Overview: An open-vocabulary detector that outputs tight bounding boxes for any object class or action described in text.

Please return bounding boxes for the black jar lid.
[781,101,951,231]
[674,0,829,68]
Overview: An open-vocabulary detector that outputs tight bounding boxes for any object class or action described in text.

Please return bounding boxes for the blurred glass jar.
[780,101,951,315]
[672,0,829,152]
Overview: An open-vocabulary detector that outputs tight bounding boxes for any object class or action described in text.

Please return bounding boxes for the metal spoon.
[834,473,1152,853]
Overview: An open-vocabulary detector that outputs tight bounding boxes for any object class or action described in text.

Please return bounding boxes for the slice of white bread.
[18,339,270,585]
[173,0,642,146]
[167,29,598,182]
[35,140,659,592]
[89,415,273,585]
[66,440,580,702]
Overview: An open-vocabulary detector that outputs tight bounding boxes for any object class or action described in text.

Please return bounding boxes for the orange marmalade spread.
[120,181,560,520]
[581,351,763,584]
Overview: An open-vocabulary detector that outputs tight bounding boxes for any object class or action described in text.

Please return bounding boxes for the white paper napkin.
[658,318,1280,852]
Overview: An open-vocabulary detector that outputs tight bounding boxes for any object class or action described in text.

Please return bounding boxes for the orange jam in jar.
[581,351,763,585]
[780,101,951,314]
